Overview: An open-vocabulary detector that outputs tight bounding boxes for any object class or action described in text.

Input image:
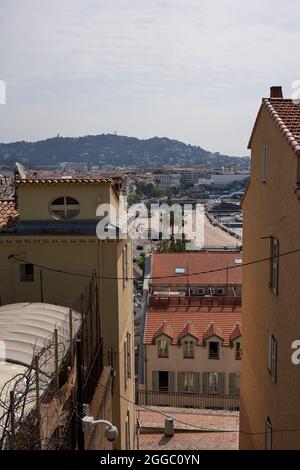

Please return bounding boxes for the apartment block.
[240,86,300,449]
[0,164,135,450]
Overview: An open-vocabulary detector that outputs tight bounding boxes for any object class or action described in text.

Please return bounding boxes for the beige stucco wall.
[0,182,135,450]
[145,334,241,394]
[240,105,300,449]
[16,182,116,220]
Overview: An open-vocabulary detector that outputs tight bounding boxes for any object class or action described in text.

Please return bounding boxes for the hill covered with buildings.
[0,134,250,170]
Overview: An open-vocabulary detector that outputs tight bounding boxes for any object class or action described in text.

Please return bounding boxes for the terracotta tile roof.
[229,322,242,342]
[0,200,19,232]
[153,321,175,341]
[248,98,300,155]
[144,306,242,346]
[203,322,224,343]
[178,321,199,341]
[16,178,112,185]
[151,252,242,285]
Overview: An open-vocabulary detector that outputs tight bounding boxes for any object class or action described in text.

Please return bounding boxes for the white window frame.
[49,196,80,220]
[158,339,169,358]
[183,339,195,359]
[183,372,195,393]
[208,372,220,394]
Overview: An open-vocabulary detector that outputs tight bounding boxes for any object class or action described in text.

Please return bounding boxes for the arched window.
[49,196,80,220]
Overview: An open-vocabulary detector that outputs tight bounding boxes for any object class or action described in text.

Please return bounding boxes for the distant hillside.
[0,134,250,170]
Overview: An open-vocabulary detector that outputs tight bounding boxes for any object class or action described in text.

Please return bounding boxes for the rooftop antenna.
[15,162,27,180]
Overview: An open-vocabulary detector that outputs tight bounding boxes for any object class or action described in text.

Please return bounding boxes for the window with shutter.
[262,144,268,183]
[177,372,184,393]
[270,238,279,295]
[268,333,277,383]
[183,340,194,359]
[183,372,195,393]
[202,372,209,394]
[158,340,169,358]
[152,371,159,391]
[265,417,272,450]
[208,372,220,394]
[169,371,175,393]
[195,372,202,393]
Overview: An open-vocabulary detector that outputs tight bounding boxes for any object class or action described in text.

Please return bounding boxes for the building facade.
[139,252,242,410]
[0,166,135,450]
[240,87,300,449]
[141,302,241,409]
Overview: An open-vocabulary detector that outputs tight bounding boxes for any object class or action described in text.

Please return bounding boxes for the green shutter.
[183,341,188,358]
[202,372,209,394]
[152,371,159,391]
[219,373,225,394]
[177,372,184,393]
[229,373,235,395]
[195,373,201,393]
[169,371,175,392]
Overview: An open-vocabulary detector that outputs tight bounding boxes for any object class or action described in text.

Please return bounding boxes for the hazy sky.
[1,0,300,155]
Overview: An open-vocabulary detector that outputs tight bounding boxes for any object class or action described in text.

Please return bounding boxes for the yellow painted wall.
[0,181,135,450]
[240,105,300,449]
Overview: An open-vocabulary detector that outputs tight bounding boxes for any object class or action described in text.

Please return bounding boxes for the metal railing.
[136,390,240,411]
[149,295,241,308]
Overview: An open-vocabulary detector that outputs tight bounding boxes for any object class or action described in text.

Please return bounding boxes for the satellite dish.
[15,162,27,180]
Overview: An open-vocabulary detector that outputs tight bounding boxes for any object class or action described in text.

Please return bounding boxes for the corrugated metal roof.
[0,303,81,368]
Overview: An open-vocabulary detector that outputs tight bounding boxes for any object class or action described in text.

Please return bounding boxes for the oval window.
[49,196,80,220]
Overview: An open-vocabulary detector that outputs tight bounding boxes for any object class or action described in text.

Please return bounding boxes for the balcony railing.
[136,390,240,411]
[149,295,241,308]
[208,351,220,360]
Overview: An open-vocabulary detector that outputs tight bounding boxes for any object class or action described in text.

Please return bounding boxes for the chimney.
[270,86,283,98]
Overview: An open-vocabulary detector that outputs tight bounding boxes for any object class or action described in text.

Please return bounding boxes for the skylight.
[175,267,186,274]
[235,258,242,265]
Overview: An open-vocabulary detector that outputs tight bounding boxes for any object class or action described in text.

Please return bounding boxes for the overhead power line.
[9,246,300,282]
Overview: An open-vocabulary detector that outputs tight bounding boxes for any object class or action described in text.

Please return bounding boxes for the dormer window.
[49,197,80,220]
[158,339,169,358]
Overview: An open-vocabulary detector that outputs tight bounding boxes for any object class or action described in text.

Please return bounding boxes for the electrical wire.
[9,245,300,282]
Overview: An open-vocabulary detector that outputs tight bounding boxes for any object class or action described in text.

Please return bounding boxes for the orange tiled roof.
[16,178,112,185]
[249,98,300,155]
[203,322,224,343]
[144,306,242,346]
[229,322,242,342]
[153,321,175,340]
[151,252,242,285]
[0,200,18,232]
[178,321,199,341]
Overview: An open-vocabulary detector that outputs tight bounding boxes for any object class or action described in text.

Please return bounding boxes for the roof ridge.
[262,98,300,156]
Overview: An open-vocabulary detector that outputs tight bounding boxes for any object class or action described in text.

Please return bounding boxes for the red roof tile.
[178,321,199,341]
[0,200,19,232]
[153,321,175,341]
[249,98,300,155]
[229,323,242,342]
[203,322,224,343]
[151,252,242,285]
[144,306,242,346]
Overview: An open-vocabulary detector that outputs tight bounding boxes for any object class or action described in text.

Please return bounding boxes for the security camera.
[82,416,118,443]
[105,425,118,442]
